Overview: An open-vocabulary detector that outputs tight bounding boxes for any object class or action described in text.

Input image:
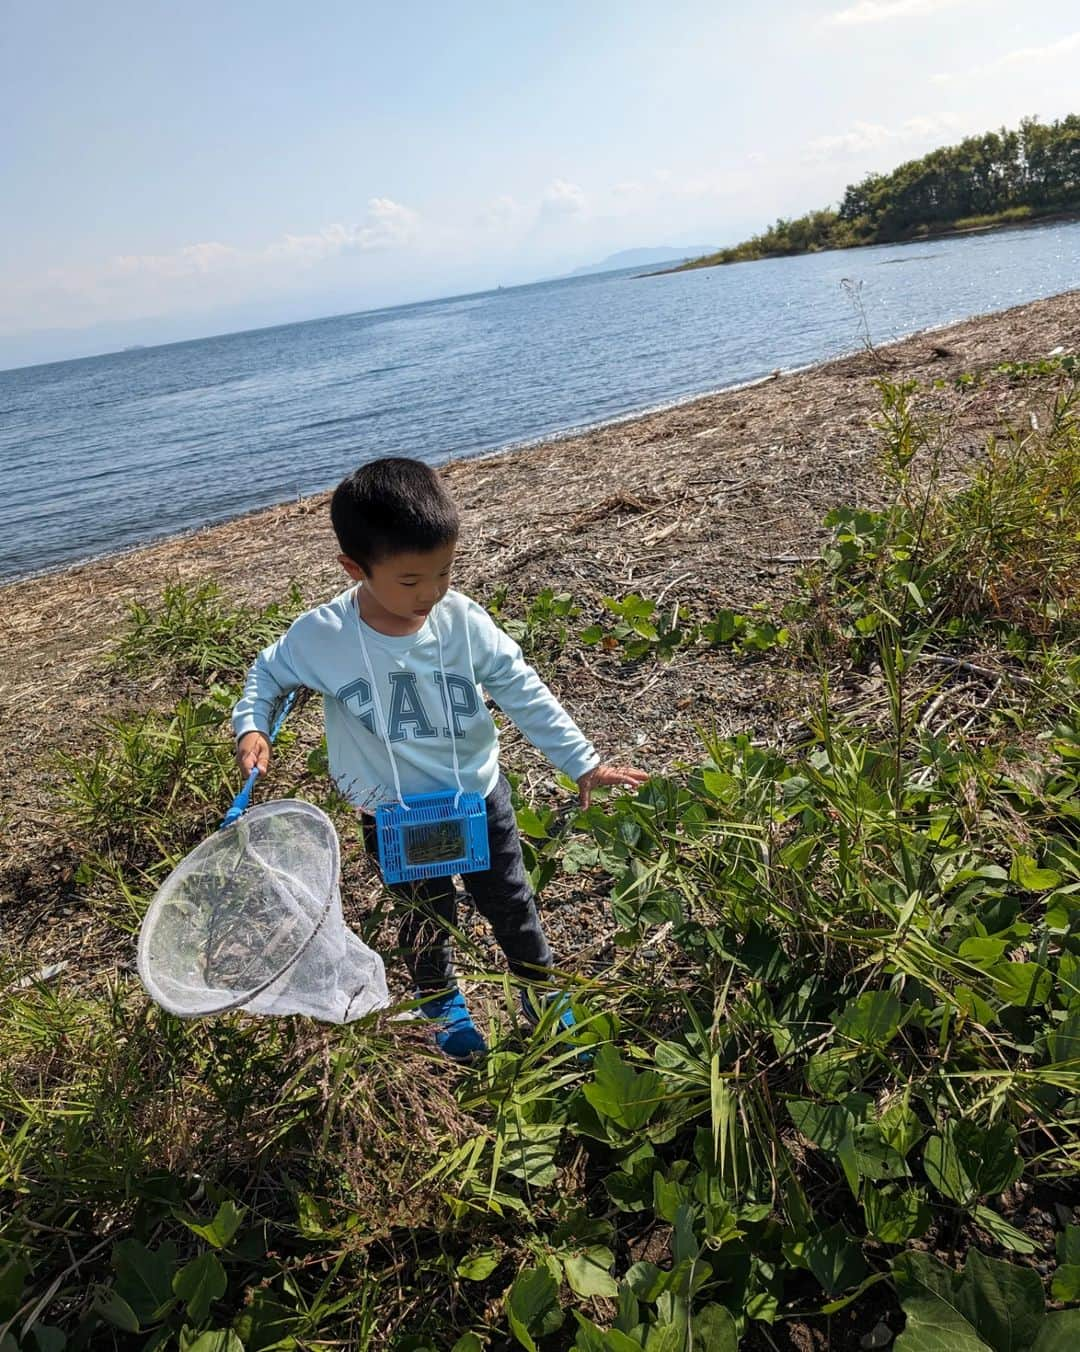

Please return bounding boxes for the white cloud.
[827,0,968,24]
[538,178,586,222]
[267,201,419,263]
[111,198,419,278]
[1,198,422,335]
[805,114,961,160]
[112,240,240,278]
[934,30,1080,83]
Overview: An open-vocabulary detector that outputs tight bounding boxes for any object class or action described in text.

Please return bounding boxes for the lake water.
[1,220,1078,583]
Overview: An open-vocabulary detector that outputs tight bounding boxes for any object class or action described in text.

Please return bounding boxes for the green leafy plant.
[486,587,580,661]
[894,1250,1080,1351]
[112,579,303,680]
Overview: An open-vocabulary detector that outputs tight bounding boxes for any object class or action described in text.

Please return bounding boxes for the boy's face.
[341,541,457,631]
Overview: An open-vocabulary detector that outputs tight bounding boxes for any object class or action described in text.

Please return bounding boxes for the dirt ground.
[2,287,1078,976]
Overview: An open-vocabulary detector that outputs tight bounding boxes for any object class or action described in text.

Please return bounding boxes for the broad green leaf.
[836,1130,862,1195]
[894,1292,991,1351]
[989,962,1052,1008]
[563,1247,618,1299]
[1010,855,1064,892]
[973,1205,1039,1254]
[550,1210,615,1250]
[181,1332,244,1352]
[958,937,1009,964]
[112,1239,177,1324]
[507,1267,563,1351]
[457,1248,501,1281]
[850,1129,909,1183]
[92,1286,141,1334]
[605,1168,653,1212]
[673,1202,699,1267]
[897,1249,1044,1352]
[1032,1309,1080,1350]
[624,1261,668,1302]
[788,1099,852,1153]
[1057,1226,1080,1266]
[643,1324,683,1352]
[955,985,998,1026]
[877,1100,924,1158]
[701,769,738,801]
[806,1047,857,1097]
[230,1290,297,1352]
[692,1303,738,1351]
[583,1046,666,1131]
[652,1171,692,1224]
[953,1249,1045,1352]
[177,1201,245,1250]
[833,990,902,1047]
[804,1224,868,1296]
[570,1311,640,1352]
[1049,1014,1080,1064]
[1050,1264,1080,1302]
[451,1337,485,1352]
[624,1258,708,1304]
[516,807,550,840]
[500,1121,562,1188]
[864,1187,931,1244]
[173,1251,226,1325]
[922,1120,1023,1205]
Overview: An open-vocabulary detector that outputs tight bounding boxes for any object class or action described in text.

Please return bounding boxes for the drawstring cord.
[434,617,466,809]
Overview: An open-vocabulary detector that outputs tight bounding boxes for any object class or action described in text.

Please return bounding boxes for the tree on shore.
[687,114,1080,267]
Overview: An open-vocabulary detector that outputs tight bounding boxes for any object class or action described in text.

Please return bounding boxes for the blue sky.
[3,0,1077,367]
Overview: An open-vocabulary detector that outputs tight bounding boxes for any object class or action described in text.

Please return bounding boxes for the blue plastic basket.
[375,790,490,885]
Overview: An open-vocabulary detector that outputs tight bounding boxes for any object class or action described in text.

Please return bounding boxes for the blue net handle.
[220,689,298,830]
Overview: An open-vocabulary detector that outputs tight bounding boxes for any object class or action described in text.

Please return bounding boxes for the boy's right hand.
[237,731,272,777]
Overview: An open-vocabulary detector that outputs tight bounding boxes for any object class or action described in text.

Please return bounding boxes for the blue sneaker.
[520,986,577,1036]
[417,989,487,1062]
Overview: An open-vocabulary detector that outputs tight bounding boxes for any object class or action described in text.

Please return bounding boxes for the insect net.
[137,799,388,1023]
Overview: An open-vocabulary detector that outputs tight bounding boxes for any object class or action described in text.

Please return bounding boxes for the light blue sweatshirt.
[232,587,599,810]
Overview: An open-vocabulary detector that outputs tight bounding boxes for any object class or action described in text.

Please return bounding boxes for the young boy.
[233,457,647,1060]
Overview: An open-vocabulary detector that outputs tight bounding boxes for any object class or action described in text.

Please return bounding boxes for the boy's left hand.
[577,762,649,809]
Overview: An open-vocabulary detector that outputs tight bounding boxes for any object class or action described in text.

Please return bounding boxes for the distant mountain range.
[566,246,717,277]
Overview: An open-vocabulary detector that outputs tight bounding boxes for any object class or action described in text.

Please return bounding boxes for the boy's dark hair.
[331,457,460,570]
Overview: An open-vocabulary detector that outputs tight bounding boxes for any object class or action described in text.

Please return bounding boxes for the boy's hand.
[577,763,649,809]
[237,731,272,777]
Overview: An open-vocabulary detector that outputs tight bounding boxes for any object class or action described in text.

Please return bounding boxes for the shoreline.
[0,363,801,594]
[0,288,1067,596]
[660,207,1080,274]
[2,287,1076,635]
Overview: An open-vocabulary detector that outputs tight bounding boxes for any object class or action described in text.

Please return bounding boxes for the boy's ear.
[338,553,366,582]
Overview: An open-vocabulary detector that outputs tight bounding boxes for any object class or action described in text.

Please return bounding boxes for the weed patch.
[3,374,1080,1348]
[111,580,303,681]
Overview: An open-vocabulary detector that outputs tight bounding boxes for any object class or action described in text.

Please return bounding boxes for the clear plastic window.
[403,819,467,866]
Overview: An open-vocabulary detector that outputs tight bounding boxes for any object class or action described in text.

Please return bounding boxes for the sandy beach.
[2,287,1078,964]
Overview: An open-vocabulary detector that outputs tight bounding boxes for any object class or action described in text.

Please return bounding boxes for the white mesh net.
[137,799,389,1023]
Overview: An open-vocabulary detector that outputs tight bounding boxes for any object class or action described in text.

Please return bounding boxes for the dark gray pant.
[361,774,554,993]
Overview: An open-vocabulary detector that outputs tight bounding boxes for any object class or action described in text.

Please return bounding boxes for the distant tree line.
[683,115,1080,268]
